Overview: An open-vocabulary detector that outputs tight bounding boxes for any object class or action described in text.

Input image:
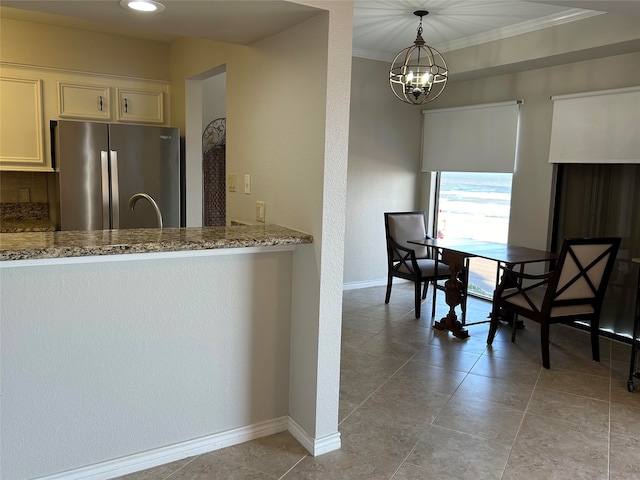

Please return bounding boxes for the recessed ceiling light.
[120,0,165,13]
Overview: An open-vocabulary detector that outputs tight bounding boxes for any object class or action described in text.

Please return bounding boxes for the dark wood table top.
[409,238,556,265]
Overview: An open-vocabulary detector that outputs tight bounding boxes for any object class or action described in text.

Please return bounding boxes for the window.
[422,101,521,299]
[435,171,513,299]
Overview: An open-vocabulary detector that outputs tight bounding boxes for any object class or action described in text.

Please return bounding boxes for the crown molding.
[353,9,604,61]
[436,9,603,53]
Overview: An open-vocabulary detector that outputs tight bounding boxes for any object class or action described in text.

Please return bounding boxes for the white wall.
[420,51,640,251]
[172,0,353,453]
[202,72,226,128]
[295,1,352,446]
[343,57,423,288]
[1,251,294,479]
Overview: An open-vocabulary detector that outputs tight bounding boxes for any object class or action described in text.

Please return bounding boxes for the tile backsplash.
[0,172,49,204]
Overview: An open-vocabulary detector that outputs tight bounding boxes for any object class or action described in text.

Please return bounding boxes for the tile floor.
[119,283,640,479]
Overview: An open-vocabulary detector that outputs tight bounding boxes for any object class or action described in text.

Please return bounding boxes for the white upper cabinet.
[58,82,111,120]
[0,64,171,171]
[116,88,164,124]
[0,75,48,171]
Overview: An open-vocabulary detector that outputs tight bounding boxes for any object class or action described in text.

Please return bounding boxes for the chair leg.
[385,274,392,304]
[486,289,501,345]
[422,280,428,299]
[414,281,421,319]
[591,319,600,362]
[431,280,437,317]
[511,313,518,343]
[541,323,550,369]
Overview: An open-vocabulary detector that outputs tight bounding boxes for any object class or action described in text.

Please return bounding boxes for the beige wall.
[0,14,170,80]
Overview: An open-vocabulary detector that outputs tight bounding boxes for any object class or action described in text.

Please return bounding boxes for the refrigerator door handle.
[110,150,120,229]
[100,151,110,230]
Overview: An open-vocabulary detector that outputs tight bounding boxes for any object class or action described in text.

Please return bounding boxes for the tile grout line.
[338,326,434,427]
[497,356,544,480]
[162,454,201,480]
[340,308,470,479]
[278,455,308,480]
[388,313,487,480]
[384,320,473,480]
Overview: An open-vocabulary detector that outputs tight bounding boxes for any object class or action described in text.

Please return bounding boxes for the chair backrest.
[544,237,621,310]
[384,211,431,260]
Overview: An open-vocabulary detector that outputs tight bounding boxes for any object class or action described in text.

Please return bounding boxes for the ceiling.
[1,0,639,61]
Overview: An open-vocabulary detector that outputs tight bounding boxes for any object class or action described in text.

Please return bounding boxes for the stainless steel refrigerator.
[51,120,181,231]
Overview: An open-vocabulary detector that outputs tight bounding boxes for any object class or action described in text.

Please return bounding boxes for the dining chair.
[384,211,451,319]
[486,237,621,369]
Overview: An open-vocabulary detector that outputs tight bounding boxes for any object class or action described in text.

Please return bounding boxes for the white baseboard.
[34,416,343,480]
[287,417,341,456]
[35,417,290,480]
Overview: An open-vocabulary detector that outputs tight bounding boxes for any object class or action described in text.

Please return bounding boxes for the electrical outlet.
[18,188,31,203]
[256,201,266,223]
[244,174,251,194]
[228,173,237,192]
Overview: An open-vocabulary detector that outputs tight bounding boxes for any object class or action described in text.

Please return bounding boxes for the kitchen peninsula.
[1,224,315,480]
[0,224,313,261]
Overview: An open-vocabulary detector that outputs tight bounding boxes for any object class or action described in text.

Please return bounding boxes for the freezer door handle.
[100,151,110,230]
[111,151,120,229]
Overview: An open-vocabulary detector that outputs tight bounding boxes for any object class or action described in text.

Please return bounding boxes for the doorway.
[184,65,226,227]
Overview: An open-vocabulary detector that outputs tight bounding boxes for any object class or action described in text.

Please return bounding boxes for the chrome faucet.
[128,193,163,228]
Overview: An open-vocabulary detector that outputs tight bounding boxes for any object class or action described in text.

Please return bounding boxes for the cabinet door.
[58,82,111,120]
[0,77,48,171]
[116,88,164,124]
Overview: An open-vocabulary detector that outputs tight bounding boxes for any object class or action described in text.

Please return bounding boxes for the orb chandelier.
[389,10,448,105]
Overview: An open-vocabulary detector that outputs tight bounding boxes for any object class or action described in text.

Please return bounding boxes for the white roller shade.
[421,101,521,173]
[549,86,640,164]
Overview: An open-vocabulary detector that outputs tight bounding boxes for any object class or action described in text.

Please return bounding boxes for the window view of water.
[436,171,513,298]
[437,172,512,243]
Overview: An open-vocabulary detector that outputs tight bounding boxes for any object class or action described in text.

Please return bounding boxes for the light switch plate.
[228,173,237,192]
[244,174,251,194]
[256,201,266,223]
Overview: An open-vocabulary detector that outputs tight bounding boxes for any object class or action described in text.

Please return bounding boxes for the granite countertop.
[0,224,313,261]
[0,202,55,233]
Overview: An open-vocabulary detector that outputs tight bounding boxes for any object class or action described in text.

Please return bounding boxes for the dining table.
[408,238,557,339]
